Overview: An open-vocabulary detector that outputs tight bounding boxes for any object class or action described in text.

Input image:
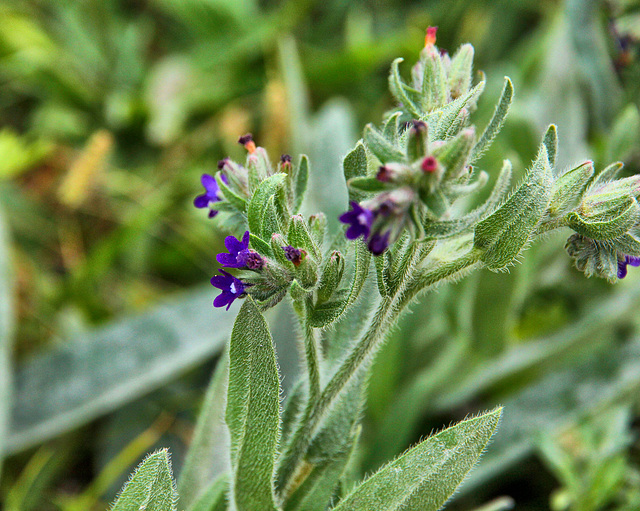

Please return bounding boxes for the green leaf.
[363,124,405,164]
[389,58,422,118]
[247,173,287,240]
[0,206,13,476]
[448,44,474,99]
[343,141,369,203]
[434,81,485,141]
[332,408,502,511]
[347,176,388,193]
[421,52,448,112]
[548,161,594,217]
[110,449,177,511]
[382,112,403,144]
[542,124,558,170]
[293,154,310,213]
[187,473,228,511]
[178,352,230,509]
[225,298,280,511]
[250,232,274,257]
[471,77,513,162]
[9,286,231,454]
[474,145,553,270]
[216,173,247,213]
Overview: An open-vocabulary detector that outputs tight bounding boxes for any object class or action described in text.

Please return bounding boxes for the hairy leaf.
[332,408,502,511]
[110,449,177,511]
[226,298,280,511]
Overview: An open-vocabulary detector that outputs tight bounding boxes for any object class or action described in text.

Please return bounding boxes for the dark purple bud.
[281,154,292,164]
[339,201,374,240]
[211,269,248,310]
[282,245,305,266]
[377,165,392,182]
[217,158,228,170]
[238,133,256,153]
[411,119,427,132]
[244,251,265,270]
[421,156,438,173]
[368,231,391,256]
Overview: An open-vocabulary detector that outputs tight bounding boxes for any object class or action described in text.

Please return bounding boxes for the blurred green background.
[1,0,640,509]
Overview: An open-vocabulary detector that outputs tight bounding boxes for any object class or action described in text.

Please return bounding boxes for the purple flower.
[282,245,304,266]
[368,231,391,256]
[339,202,374,240]
[617,255,640,279]
[216,231,264,270]
[211,270,248,310]
[194,173,228,218]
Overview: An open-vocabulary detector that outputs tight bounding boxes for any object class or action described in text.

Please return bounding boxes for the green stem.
[277,248,483,499]
[533,217,568,236]
[302,310,321,407]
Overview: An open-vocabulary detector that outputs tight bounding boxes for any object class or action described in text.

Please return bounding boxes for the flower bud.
[566,195,640,240]
[406,120,429,162]
[547,161,594,217]
[308,213,327,248]
[288,214,321,261]
[565,233,619,282]
[218,157,249,195]
[316,250,345,304]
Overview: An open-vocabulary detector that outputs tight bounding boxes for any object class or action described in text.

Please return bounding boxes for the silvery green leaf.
[382,111,403,145]
[343,142,369,203]
[421,52,448,112]
[474,145,553,270]
[0,207,13,476]
[331,408,502,511]
[9,286,231,454]
[363,124,404,164]
[187,473,228,511]
[606,104,640,164]
[448,44,474,100]
[178,353,230,509]
[293,155,309,213]
[432,127,475,181]
[225,298,280,511]
[542,124,558,170]
[470,77,514,162]
[347,176,388,193]
[216,173,247,213]
[589,162,624,190]
[247,173,287,240]
[389,58,422,119]
[250,232,273,257]
[110,449,177,511]
[433,81,485,141]
[548,161,594,217]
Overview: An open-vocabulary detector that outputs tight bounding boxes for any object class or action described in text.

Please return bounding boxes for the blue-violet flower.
[217,231,264,270]
[211,269,248,310]
[617,255,640,279]
[194,173,228,218]
[339,201,375,240]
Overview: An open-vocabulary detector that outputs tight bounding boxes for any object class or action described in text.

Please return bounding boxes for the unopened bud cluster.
[196,28,640,313]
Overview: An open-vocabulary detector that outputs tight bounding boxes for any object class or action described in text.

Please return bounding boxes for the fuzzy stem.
[302,309,321,407]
